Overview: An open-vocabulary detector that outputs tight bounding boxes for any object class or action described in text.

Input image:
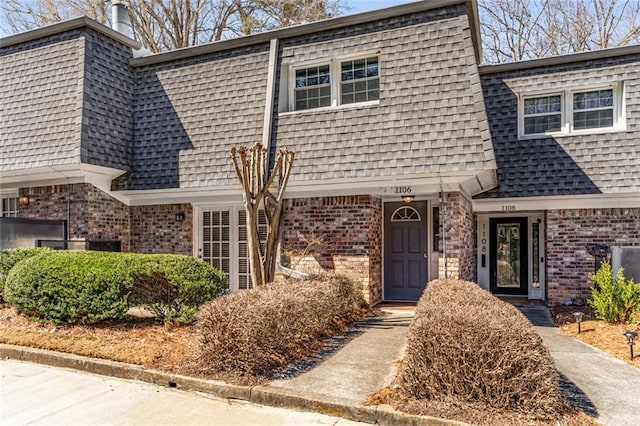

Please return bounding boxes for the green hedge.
[130,254,228,323]
[3,251,228,324]
[0,247,51,299]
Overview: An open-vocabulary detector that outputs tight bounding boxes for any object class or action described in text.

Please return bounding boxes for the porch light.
[401,195,415,203]
[573,312,584,334]
[623,331,637,360]
[175,212,185,222]
[19,196,29,206]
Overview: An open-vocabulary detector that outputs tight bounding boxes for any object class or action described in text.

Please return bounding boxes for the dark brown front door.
[384,201,428,301]
[490,217,528,295]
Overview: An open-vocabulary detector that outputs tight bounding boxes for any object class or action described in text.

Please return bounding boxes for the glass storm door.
[383,201,428,301]
[489,217,528,295]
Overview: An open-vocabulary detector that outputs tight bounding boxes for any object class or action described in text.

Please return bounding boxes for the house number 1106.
[395,186,412,194]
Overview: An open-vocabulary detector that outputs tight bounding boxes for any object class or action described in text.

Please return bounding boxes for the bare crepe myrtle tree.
[230,142,294,287]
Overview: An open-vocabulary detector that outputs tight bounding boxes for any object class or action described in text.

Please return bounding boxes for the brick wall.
[84,185,130,251]
[546,208,640,305]
[19,184,130,250]
[439,192,476,281]
[130,204,193,255]
[282,195,383,305]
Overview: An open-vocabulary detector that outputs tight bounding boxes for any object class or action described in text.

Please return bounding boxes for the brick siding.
[129,204,193,255]
[440,192,476,282]
[17,184,194,255]
[19,184,130,250]
[546,208,640,305]
[282,195,382,305]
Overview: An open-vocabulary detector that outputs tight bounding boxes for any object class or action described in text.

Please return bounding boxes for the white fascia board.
[122,186,244,206]
[473,193,640,212]
[121,172,493,206]
[0,164,125,189]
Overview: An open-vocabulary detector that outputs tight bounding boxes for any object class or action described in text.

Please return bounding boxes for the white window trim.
[518,82,625,139]
[390,206,421,222]
[1,196,19,217]
[286,51,381,113]
[520,92,565,136]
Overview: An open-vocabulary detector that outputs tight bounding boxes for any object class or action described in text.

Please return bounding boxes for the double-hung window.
[520,84,624,138]
[1,197,18,217]
[295,64,331,111]
[340,57,379,105]
[572,89,614,130]
[290,54,380,112]
[523,94,562,135]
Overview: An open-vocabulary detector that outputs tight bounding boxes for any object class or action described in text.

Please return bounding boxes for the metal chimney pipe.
[111,0,132,37]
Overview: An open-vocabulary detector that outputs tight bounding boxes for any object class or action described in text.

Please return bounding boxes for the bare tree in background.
[0,0,108,34]
[0,0,346,52]
[480,0,640,63]
[479,0,548,63]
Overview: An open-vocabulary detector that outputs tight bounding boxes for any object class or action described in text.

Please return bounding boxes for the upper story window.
[573,89,613,130]
[1,197,18,217]
[295,64,331,110]
[340,57,379,105]
[523,94,562,134]
[288,53,380,112]
[519,83,624,138]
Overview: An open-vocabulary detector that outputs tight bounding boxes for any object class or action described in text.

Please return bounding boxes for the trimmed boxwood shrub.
[129,254,228,323]
[194,273,363,378]
[397,279,566,421]
[0,247,51,298]
[4,251,135,324]
[3,251,228,324]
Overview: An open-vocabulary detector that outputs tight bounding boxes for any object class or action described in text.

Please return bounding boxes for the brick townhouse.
[1,0,639,305]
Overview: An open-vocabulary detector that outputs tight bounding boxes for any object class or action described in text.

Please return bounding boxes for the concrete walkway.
[520,307,640,426]
[267,308,414,405]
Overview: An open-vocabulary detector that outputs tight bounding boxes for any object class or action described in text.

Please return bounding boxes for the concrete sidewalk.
[520,307,640,426]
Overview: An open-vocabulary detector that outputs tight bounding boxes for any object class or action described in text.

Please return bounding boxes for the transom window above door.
[391,206,421,222]
[518,83,624,138]
[289,54,380,112]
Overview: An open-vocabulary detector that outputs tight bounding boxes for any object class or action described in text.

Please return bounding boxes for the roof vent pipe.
[111,0,132,37]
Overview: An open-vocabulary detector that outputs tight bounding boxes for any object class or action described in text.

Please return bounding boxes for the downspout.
[276,239,308,279]
[260,37,304,278]
[66,179,71,240]
[262,37,278,178]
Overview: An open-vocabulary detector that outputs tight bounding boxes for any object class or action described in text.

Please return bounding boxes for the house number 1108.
[395,186,412,194]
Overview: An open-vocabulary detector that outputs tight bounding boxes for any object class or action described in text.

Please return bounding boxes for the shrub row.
[2,249,227,324]
[397,279,566,421]
[194,273,363,378]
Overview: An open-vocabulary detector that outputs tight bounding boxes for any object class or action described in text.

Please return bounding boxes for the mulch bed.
[0,303,195,374]
[551,305,640,368]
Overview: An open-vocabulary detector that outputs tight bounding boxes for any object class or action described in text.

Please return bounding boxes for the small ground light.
[623,331,637,360]
[573,312,585,334]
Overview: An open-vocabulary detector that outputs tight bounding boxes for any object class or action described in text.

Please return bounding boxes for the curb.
[0,344,466,426]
